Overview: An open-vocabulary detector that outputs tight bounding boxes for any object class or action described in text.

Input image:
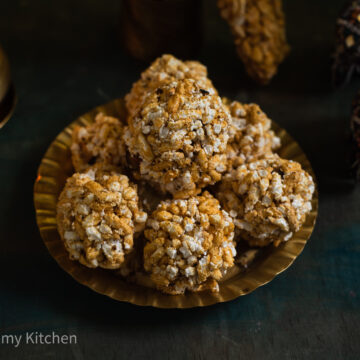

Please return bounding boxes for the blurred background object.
[0,45,15,129]
[120,0,202,62]
[217,0,290,85]
[332,0,360,88]
[351,91,360,180]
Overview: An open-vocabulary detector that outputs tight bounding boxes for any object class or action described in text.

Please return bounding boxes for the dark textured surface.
[0,0,359,359]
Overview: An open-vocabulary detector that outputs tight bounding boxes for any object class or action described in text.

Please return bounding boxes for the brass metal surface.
[0,46,16,128]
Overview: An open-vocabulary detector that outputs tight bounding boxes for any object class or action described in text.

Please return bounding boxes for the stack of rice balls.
[56,55,315,295]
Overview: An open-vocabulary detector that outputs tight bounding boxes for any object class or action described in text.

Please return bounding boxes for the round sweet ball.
[56,165,148,269]
[143,191,236,294]
[125,54,216,117]
[224,99,281,169]
[71,113,126,172]
[217,154,315,247]
[124,79,231,198]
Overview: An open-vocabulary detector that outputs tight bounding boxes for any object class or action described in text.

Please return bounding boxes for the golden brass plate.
[34,98,318,308]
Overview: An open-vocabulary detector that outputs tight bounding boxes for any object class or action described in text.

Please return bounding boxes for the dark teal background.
[0,0,359,359]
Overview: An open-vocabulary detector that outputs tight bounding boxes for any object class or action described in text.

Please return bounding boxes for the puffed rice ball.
[224,99,281,169]
[124,79,231,198]
[217,154,315,247]
[217,0,290,84]
[71,113,126,172]
[57,165,148,269]
[125,54,216,117]
[143,191,236,294]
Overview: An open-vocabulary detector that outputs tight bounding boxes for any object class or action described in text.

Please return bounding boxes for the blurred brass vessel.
[0,45,16,129]
[121,0,202,62]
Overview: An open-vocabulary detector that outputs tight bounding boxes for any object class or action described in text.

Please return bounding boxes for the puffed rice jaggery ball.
[125,54,216,117]
[224,99,281,169]
[144,191,236,294]
[218,0,290,84]
[124,79,231,198]
[217,154,315,247]
[57,165,148,269]
[71,113,126,172]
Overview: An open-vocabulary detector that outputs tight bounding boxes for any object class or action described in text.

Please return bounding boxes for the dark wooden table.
[0,1,359,359]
